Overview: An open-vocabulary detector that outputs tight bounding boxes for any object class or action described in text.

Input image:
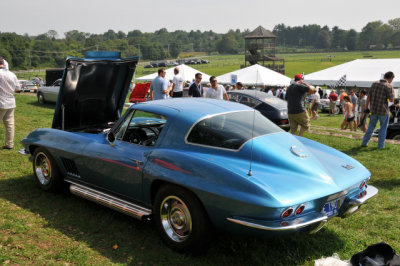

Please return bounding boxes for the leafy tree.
[331,26,347,49]
[346,29,358,50]
[388,18,400,31]
[169,42,180,58]
[216,34,238,54]
[316,29,331,49]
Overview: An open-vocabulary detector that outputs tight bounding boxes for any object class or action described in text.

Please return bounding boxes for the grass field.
[0,93,399,265]
[135,50,400,79]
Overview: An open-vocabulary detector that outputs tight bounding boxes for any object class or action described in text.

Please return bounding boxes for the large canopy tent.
[135,64,211,83]
[304,59,400,88]
[216,64,291,87]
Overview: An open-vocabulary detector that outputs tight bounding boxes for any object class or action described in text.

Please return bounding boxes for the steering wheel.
[128,129,147,144]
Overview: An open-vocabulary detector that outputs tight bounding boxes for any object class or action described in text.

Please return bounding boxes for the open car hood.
[52,51,139,131]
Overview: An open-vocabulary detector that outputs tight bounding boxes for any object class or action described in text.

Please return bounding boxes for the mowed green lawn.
[136,50,400,79]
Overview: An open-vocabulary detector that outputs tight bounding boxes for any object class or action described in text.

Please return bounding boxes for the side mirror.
[107,132,116,146]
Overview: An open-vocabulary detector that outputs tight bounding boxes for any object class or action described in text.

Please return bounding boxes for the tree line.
[1,18,399,69]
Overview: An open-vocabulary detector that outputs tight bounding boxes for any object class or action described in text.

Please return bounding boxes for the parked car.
[21,52,378,254]
[386,123,400,140]
[227,90,290,130]
[18,80,38,92]
[319,98,341,114]
[374,122,400,140]
[37,78,62,104]
[144,64,154,68]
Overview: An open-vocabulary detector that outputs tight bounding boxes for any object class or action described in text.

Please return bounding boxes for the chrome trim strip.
[69,182,151,220]
[227,215,328,231]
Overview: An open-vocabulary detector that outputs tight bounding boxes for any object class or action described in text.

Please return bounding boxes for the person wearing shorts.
[286,74,316,136]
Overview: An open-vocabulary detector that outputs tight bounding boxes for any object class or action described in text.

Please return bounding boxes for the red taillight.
[280,119,288,125]
[281,207,293,219]
[280,221,290,226]
[359,181,366,189]
[295,204,305,215]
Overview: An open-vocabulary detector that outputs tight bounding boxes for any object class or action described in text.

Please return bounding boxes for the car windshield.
[186,110,282,150]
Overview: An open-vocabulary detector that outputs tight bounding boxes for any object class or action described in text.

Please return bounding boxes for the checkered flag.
[335,74,346,87]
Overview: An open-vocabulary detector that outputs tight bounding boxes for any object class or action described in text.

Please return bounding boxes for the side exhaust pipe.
[70,183,151,220]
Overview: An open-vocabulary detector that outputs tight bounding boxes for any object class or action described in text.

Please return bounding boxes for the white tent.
[304,59,400,88]
[216,64,291,87]
[135,64,211,83]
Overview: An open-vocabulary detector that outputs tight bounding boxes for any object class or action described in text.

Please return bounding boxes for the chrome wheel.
[160,195,192,242]
[37,93,45,104]
[34,152,52,186]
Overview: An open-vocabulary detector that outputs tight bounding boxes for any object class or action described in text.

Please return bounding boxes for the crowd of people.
[286,72,395,149]
[0,63,396,151]
[147,67,396,149]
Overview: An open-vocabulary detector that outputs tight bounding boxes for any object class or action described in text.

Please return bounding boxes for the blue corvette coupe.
[21,52,378,253]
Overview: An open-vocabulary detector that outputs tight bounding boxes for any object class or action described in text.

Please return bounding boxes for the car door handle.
[129,158,143,167]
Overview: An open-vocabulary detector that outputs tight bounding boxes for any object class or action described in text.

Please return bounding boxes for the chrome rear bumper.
[341,185,378,218]
[227,212,328,233]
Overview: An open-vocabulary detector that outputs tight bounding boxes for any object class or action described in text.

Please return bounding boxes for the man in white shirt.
[171,67,184,97]
[205,76,229,100]
[0,57,20,149]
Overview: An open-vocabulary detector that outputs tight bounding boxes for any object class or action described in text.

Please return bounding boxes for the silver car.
[37,79,62,104]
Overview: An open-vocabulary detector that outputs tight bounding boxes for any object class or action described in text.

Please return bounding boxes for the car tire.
[389,133,400,141]
[153,184,212,254]
[37,92,46,104]
[32,147,63,192]
[334,106,340,115]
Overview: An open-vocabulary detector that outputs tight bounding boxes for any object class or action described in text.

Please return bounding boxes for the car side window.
[239,96,261,108]
[228,93,240,102]
[114,109,167,146]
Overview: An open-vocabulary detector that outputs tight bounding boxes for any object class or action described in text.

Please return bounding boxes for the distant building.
[244,26,285,74]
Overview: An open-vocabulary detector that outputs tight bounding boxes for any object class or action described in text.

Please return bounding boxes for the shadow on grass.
[27,101,56,110]
[370,178,400,191]
[0,175,345,265]
[340,146,376,156]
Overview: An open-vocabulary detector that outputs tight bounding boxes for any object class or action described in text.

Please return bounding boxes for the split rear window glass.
[186,111,282,150]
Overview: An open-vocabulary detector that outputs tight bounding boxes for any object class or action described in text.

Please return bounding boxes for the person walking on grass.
[286,74,316,137]
[341,96,355,131]
[357,89,368,133]
[311,89,320,120]
[0,57,21,150]
[361,71,395,149]
[328,89,338,116]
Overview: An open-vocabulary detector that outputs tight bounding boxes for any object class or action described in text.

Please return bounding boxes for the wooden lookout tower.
[244,26,285,74]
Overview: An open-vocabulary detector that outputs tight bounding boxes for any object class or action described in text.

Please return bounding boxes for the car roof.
[132,98,253,124]
[228,89,271,99]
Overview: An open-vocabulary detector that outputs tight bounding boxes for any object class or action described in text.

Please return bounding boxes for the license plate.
[322,200,339,218]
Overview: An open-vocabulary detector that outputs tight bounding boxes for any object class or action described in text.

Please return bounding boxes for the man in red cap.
[286,74,316,136]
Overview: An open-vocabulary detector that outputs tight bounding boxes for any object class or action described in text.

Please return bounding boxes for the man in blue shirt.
[150,68,171,100]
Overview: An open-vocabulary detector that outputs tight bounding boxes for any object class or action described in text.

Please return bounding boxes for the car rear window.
[186,111,282,150]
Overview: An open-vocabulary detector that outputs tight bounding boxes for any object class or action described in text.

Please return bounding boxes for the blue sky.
[2,0,400,36]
